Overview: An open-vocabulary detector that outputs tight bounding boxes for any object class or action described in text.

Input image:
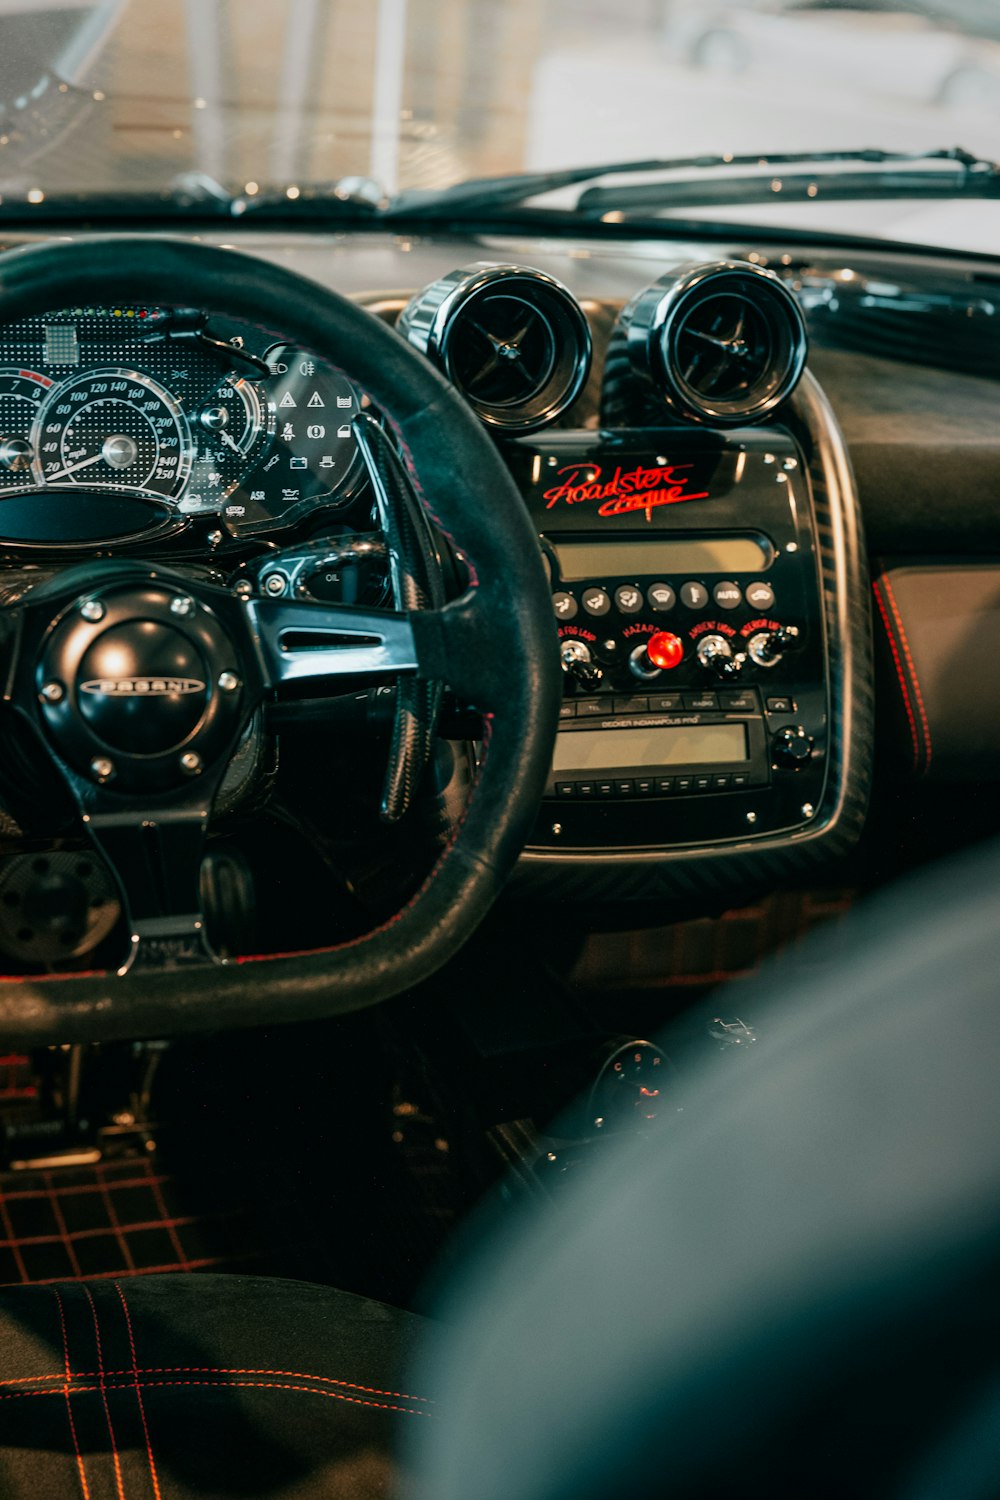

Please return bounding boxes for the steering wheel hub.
[77,620,209,754]
[36,576,245,792]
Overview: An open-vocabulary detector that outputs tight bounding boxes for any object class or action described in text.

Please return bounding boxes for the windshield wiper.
[389,147,1000,219]
[234,175,385,219]
[4,149,995,231]
[0,174,385,225]
[163,172,385,219]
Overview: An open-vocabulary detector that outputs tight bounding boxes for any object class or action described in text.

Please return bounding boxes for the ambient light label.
[543,462,710,522]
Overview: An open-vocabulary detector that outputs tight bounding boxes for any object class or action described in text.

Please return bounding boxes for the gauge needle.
[218,431,242,454]
[42,452,109,483]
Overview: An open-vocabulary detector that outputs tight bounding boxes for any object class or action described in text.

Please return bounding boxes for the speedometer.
[32,367,193,499]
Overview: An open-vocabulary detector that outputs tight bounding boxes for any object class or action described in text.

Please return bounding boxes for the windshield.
[3,0,1000,250]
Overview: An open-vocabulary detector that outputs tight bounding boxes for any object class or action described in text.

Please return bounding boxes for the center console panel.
[510,428,826,851]
[507,395,872,898]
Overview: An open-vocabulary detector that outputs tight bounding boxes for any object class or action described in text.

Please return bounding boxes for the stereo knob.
[772,726,813,768]
[560,638,603,690]
[629,630,683,680]
[696,634,744,680]
[747,626,800,668]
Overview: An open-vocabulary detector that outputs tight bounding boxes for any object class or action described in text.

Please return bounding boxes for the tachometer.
[32,367,193,499]
[0,369,53,485]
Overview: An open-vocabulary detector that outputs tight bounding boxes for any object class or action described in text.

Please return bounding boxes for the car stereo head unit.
[505,428,829,851]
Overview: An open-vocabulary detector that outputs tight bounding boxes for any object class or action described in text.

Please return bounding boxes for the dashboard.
[0,224,995,987]
[0,306,367,546]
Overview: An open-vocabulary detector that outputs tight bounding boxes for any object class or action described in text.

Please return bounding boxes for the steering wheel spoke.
[247,591,507,712]
[246,595,420,686]
[83,800,217,973]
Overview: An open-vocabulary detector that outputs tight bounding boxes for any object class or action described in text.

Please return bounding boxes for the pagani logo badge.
[80,678,206,697]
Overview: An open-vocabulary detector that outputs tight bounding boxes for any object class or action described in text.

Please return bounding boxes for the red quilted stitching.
[0,1374,68,1387]
[873,580,920,772]
[880,574,932,771]
[82,1285,125,1500]
[0,1379,430,1417]
[117,1366,429,1403]
[129,1378,431,1416]
[53,1288,90,1500]
[0,1365,431,1402]
[114,1282,163,1500]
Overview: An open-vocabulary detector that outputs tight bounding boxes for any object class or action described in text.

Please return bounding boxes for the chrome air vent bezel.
[397,264,592,435]
[624,261,808,426]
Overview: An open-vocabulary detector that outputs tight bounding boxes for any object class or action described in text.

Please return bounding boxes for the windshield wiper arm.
[576,150,1000,216]
[0,175,385,225]
[388,147,1000,219]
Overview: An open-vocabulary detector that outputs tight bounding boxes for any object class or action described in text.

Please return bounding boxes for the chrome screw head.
[90,757,115,783]
[746,811,758,825]
[39,680,64,703]
[170,595,195,617]
[233,579,253,599]
[263,572,286,597]
[179,752,202,776]
[218,671,240,694]
[80,599,105,623]
[206,529,224,547]
[801,802,815,819]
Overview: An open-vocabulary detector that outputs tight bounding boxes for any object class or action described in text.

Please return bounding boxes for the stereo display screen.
[553,723,749,773]
[554,536,770,581]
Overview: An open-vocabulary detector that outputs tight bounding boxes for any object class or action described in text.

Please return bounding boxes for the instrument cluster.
[0,305,368,545]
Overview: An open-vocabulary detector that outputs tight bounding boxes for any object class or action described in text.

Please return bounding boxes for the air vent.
[621,261,808,426]
[398,264,591,434]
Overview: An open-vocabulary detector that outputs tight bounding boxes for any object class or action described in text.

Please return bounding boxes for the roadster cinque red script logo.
[543,462,710,522]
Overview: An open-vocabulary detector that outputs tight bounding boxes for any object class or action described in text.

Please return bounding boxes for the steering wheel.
[0,237,561,1044]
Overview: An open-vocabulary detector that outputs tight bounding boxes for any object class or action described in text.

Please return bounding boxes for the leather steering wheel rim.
[0,235,561,1043]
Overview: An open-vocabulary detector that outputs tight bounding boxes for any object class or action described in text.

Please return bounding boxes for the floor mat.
[0,1148,339,1288]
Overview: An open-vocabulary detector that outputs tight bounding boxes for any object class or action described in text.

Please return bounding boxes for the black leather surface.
[0,236,562,1040]
[0,1274,427,1498]
[808,347,1000,553]
[873,563,1000,781]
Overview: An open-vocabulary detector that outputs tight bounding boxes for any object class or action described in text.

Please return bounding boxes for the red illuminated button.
[646,631,684,670]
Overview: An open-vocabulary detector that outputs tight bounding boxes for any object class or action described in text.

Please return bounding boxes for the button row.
[554,773,752,799]
[552,580,775,620]
[560,688,759,719]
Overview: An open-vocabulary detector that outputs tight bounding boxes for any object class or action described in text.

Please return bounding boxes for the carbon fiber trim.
[513,369,874,901]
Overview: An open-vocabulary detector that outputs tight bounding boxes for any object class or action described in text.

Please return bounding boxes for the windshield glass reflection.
[1,0,998,248]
